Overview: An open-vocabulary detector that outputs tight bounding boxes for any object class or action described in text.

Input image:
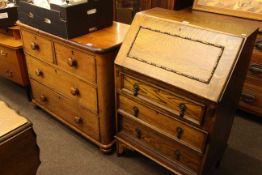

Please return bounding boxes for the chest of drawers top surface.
[115,8,258,103]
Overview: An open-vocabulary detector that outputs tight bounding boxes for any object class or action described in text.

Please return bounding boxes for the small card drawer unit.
[19,21,129,153]
[114,9,258,175]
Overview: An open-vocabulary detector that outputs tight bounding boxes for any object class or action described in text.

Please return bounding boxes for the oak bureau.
[18,21,129,153]
[114,8,258,174]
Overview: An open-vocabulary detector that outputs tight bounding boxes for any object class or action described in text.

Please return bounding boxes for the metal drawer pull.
[241,93,256,104]
[135,128,141,139]
[133,83,139,96]
[0,50,8,56]
[255,40,262,51]
[31,42,39,50]
[132,106,139,117]
[175,150,181,161]
[67,57,77,67]
[178,103,187,118]
[74,116,82,124]
[176,127,184,139]
[35,69,43,76]
[249,64,262,74]
[40,95,47,102]
[70,87,79,96]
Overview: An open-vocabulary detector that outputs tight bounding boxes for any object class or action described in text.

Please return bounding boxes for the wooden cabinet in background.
[18,22,129,153]
[114,8,258,175]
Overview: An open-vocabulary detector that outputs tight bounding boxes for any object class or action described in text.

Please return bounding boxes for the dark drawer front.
[122,75,206,125]
[118,114,203,173]
[118,95,207,153]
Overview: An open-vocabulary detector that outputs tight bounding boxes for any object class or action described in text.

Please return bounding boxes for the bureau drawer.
[118,114,203,173]
[239,76,262,116]
[31,80,100,141]
[54,42,96,83]
[122,76,206,125]
[0,46,24,84]
[26,55,98,113]
[21,30,53,63]
[118,95,207,153]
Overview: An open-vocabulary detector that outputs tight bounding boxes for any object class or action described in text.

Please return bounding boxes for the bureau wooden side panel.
[19,21,129,153]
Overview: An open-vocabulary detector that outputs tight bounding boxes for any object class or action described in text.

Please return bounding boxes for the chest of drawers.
[114,8,258,174]
[0,27,29,86]
[0,101,40,175]
[18,22,129,153]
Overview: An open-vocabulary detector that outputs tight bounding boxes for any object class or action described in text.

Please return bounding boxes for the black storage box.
[0,6,18,28]
[17,0,113,39]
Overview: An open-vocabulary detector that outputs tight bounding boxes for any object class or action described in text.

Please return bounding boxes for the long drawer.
[31,79,100,141]
[117,94,207,153]
[122,75,206,125]
[26,55,98,113]
[118,114,203,173]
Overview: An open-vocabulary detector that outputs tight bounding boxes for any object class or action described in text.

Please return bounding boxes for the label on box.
[0,12,8,19]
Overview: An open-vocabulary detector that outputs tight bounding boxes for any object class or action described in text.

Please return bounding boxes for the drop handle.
[175,150,181,161]
[249,64,262,74]
[74,116,82,124]
[176,127,184,139]
[67,57,77,67]
[35,69,43,77]
[133,83,139,96]
[132,106,139,117]
[255,40,262,51]
[70,87,79,96]
[40,95,47,102]
[135,128,142,139]
[31,42,39,50]
[241,92,256,104]
[178,103,187,118]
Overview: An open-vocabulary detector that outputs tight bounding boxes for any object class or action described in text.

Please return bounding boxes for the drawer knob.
[255,40,262,51]
[31,42,39,50]
[241,92,256,104]
[0,50,8,56]
[175,150,181,161]
[135,128,142,139]
[176,127,184,139]
[40,95,47,102]
[35,69,43,76]
[67,57,77,67]
[249,64,262,74]
[74,116,82,124]
[133,83,139,96]
[5,70,13,78]
[70,87,79,96]
[178,103,187,118]
[132,106,139,117]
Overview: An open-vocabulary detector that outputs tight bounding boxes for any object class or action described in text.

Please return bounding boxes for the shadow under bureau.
[18,21,129,153]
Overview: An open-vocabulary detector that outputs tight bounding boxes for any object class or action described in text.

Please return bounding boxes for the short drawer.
[21,30,53,63]
[118,95,208,153]
[54,42,96,83]
[118,114,203,173]
[122,76,206,125]
[26,55,98,113]
[31,79,100,141]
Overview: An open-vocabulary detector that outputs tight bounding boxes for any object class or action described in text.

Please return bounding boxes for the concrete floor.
[0,77,262,175]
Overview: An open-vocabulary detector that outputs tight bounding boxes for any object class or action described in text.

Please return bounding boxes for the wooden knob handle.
[5,70,13,78]
[135,128,142,139]
[40,95,47,102]
[178,103,187,118]
[35,69,43,76]
[133,83,139,96]
[175,149,181,161]
[67,57,77,67]
[70,87,79,96]
[255,41,262,51]
[176,127,184,139]
[132,106,139,117]
[31,42,39,50]
[74,116,82,124]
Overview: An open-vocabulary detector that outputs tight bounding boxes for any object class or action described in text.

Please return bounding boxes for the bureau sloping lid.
[115,11,246,102]
[0,101,28,137]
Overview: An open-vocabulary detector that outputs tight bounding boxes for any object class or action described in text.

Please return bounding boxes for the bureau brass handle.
[70,87,80,96]
[74,116,82,124]
[135,128,142,139]
[175,150,181,161]
[178,103,187,118]
[5,70,13,78]
[67,57,77,67]
[0,50,8,56]
[255,40,262,51]
[31,42,39,50]
[35,69,43,77]
[133,83,139,96]
[176,127,184,139]
[40,95,47,102]
[241,92,256,104]
[249,64,262,74]
[132,106,139,117]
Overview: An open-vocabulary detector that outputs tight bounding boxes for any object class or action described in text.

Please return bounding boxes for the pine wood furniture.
[0,101,40,175]
[0,26,29,86]
[18,21,129,153]
[114,8,258,175]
